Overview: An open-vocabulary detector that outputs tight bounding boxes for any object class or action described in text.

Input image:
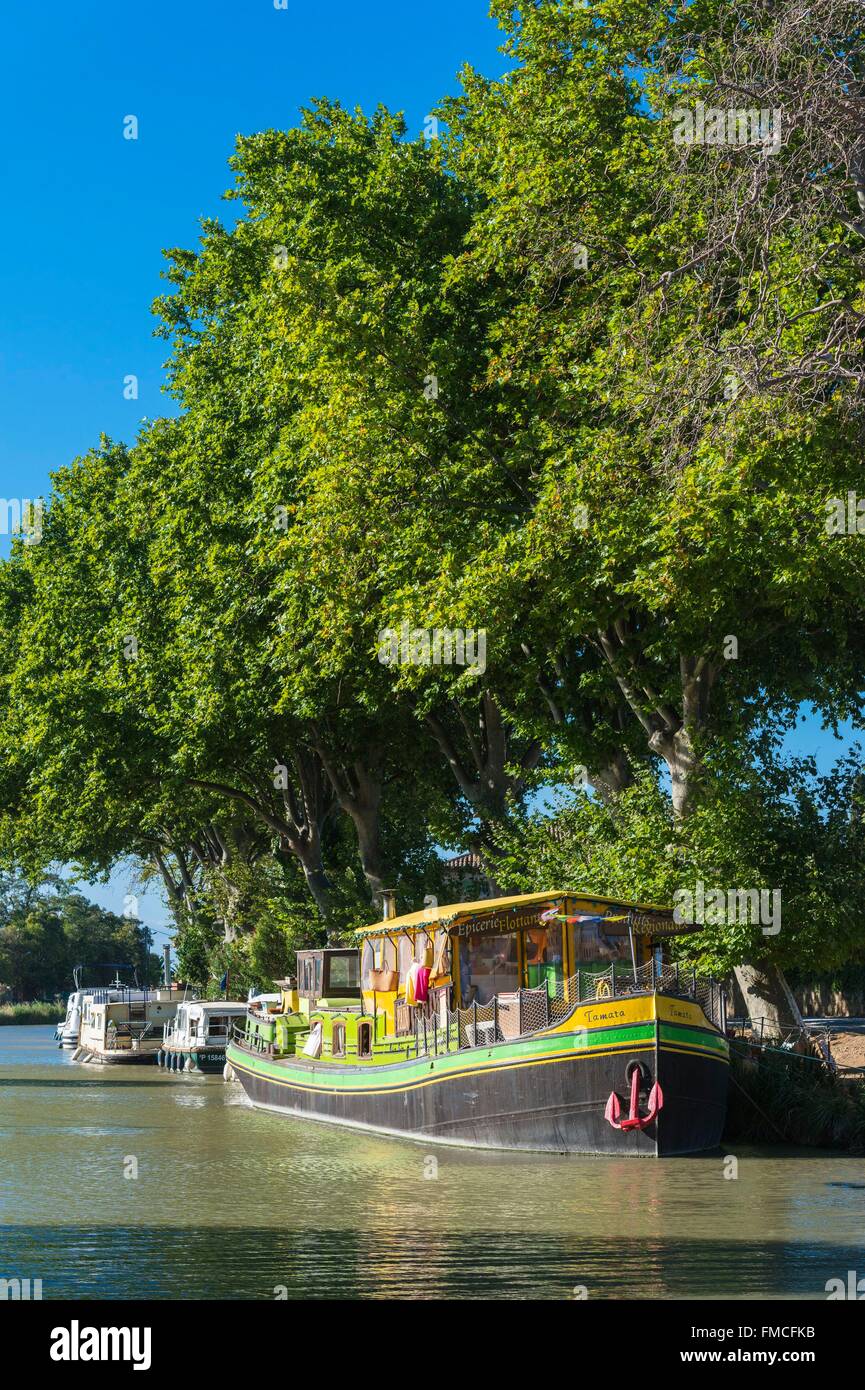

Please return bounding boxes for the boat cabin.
[240,891,714,1066]
[76,987,180,1062]
[165,1000,248,1050]
[56,976,151,1048]
[356,891,686,1028]
[296,949,361,1007]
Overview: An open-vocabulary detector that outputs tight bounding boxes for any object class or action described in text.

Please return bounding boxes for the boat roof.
[184,1000,248,1012]
[357,890,681,938]
[70,987,149,998]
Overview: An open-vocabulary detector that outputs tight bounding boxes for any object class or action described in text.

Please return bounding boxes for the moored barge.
[226,892,729,1156]
[73,987,180,1065]
[55,965,150,1049]
[158,1000,249,1073]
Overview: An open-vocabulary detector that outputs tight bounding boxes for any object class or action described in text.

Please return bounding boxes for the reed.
[0,1001,61,1025]
[725,1045,865,1152]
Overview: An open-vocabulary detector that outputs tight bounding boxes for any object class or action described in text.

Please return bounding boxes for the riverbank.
[726,1045,865,1152]
[0,1001,59,1025]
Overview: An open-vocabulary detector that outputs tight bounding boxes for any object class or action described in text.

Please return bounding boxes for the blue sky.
[0,0,504,519]
[1,1,507,933]
[1,2,860,938]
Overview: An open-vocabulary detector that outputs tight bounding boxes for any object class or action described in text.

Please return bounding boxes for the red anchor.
[604,1064,664,1131]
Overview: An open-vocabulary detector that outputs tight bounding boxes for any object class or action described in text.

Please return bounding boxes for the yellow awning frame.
[355,889,687,939]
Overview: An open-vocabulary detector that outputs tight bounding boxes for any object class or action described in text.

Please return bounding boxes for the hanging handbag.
[369,967,399,992]
[430,934,451,986]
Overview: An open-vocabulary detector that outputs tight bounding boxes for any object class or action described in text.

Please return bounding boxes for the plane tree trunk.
[188,745,337,924]
[312,738,387,903]
[732,961,804,1040]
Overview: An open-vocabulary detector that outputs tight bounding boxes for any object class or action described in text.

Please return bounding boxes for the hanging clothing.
[405,964,418,1007]
[302,1022,323,1058]
[405,961,431,1006]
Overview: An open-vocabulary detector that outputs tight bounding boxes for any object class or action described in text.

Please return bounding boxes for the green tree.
[0,875,159,1000]
[0,0,863,1024]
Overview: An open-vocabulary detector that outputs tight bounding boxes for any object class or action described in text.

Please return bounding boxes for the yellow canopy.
[356,889,675,938]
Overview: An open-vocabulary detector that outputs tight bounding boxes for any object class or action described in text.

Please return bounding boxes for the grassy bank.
[725,1044,865,1153]
[0,1001,60,1025]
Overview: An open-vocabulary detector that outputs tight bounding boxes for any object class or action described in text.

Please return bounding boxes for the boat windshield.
[327,953,360,993]
[573,922,633,969]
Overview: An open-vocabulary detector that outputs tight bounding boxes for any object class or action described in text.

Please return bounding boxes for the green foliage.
[0,1,863,995]
[0,873,160,1000]
[493,742,865,975]
[0,1001,60,1025]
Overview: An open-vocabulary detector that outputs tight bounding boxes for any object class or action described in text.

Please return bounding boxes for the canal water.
[1,1025,863,1299]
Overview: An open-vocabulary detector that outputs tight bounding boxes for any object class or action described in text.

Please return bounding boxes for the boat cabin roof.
[181,1000,247,1015]
[356,889,695,940]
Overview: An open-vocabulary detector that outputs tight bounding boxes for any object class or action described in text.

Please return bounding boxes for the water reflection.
[1,1226,863,1300]
[0,1027,862,1299]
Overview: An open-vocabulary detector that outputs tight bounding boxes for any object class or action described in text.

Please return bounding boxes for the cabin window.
[298,955,324,999]
[523,924,564,993]
[459,933,518,1006]
[357,1021,373,1059]
[327,953,360,993]
[573,922,631,969]
[332,1022,346,1058]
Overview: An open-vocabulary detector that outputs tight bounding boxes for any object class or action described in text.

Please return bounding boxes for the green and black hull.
[227,994,728,1156]
[157,1046,227,1074]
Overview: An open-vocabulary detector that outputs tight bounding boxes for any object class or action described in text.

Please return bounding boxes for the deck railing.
[229,964,726,1061]
[166,1021,235,1044]
[412,963,726,1058]
[233,1021,274,1054]
[101,1019,161,1051]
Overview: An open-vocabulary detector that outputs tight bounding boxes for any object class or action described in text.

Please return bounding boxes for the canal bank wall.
[727,966,865,1020]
